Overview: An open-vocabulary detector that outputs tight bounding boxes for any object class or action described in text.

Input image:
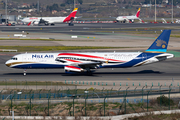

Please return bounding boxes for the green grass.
[0,46,128,52]
[170,35,180,38]
[0,38,59,41]
[167,51,180,57]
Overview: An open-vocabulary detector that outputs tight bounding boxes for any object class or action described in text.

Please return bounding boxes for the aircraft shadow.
[3,70,163,76]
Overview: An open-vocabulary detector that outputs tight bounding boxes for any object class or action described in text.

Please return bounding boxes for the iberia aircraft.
[116,8,144,23]
[5,30,173,75]
[22,8,78,26]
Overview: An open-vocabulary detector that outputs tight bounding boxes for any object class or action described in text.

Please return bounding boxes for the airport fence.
[0,86,180,116]
[0,79,179,90]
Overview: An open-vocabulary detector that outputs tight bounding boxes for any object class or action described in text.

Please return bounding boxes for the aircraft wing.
[78,61,102,68]
[55,57,104,70]
[63,60,104,73]
[137,18,144,23]
[124,18,132,23]
[66,61,103,72]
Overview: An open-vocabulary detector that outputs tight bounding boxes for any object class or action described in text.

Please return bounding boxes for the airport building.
[0,14,17,24]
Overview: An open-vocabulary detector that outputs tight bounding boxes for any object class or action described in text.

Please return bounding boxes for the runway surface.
[0,23,180,34]
[0,53,180,82]
[0,23,180,83]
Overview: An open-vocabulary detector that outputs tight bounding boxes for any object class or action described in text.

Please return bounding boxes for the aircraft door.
[22,54,27,61]
[142,53,147,61]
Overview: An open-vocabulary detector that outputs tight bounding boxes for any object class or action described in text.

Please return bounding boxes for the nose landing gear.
[23,69,27,76]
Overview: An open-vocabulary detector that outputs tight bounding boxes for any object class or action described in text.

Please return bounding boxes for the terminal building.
[0,14,17,24]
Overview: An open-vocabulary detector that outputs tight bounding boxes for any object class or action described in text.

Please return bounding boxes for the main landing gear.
[68,22,74,26]
[86,68,92,75]
[68,20,74,26]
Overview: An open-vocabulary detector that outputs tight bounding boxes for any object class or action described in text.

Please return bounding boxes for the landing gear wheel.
[24,69,27,76]
[69,23,74,26]
[87,71,92,76]
[86,68,92,76]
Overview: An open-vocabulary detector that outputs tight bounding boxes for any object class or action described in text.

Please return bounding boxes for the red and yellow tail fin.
[63,8,78,22]
[136,8,141,18]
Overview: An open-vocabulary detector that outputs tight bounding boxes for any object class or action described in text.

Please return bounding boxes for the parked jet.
[22,8,78,26]
[176,19,180,23]
[5,30,173,75]
[161,18,171,23]
[116,8,144,23]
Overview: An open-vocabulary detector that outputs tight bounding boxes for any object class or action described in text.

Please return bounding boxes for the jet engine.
[64,66,84,73]
[33,21,39,25]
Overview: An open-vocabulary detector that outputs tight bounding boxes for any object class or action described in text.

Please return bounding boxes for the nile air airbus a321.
[5,30,174,75]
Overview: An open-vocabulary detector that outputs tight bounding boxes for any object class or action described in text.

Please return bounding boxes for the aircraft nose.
[5,60,11,67]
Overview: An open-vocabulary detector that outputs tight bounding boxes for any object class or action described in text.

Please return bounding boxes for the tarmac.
[0,23,180,84]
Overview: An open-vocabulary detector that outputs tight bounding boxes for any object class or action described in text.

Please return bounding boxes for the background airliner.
[116,8,144,23]
[22,8,78,26]
[5,30,173,75]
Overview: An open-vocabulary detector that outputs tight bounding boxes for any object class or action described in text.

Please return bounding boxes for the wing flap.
[78,62,102,66]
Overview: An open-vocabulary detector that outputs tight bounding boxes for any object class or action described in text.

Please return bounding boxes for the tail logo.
[156,39,167,48]
[136,8,141,17]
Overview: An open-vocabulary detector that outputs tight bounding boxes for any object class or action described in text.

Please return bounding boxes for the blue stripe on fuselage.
[12,63,65,69]
[102,52,162,68]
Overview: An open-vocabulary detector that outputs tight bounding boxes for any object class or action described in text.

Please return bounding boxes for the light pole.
[155,0,156,22]
[37,0,39,13]
[172,0,173,23]
[74,0,76,9]
[5,0,7,24]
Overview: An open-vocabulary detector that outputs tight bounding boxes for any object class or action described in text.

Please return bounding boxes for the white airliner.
[176,19,180,23]
[5,30,173,75]
[22,8,78,26]
[116,8,144,23]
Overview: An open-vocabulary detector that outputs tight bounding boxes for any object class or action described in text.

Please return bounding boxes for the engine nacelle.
[64,66,84,73]
[33,21,39,25]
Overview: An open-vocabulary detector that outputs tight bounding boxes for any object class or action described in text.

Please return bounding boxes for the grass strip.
[167,51,180,57]
[0,46,128,52]
[170,35,180,38]
[0,38,59,41]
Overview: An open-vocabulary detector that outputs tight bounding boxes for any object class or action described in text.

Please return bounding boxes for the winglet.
[136,8,141,18]
[145,30,171,53]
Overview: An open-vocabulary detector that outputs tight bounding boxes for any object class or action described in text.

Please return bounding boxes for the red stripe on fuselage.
[58,53,125,62]
[64,59,82,63]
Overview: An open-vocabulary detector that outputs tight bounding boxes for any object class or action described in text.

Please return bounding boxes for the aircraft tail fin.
[63,8,78,22]
[136,8,141,18]
[145,30,171,53]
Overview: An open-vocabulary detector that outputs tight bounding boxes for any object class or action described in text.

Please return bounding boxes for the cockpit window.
[11,57,17,60]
